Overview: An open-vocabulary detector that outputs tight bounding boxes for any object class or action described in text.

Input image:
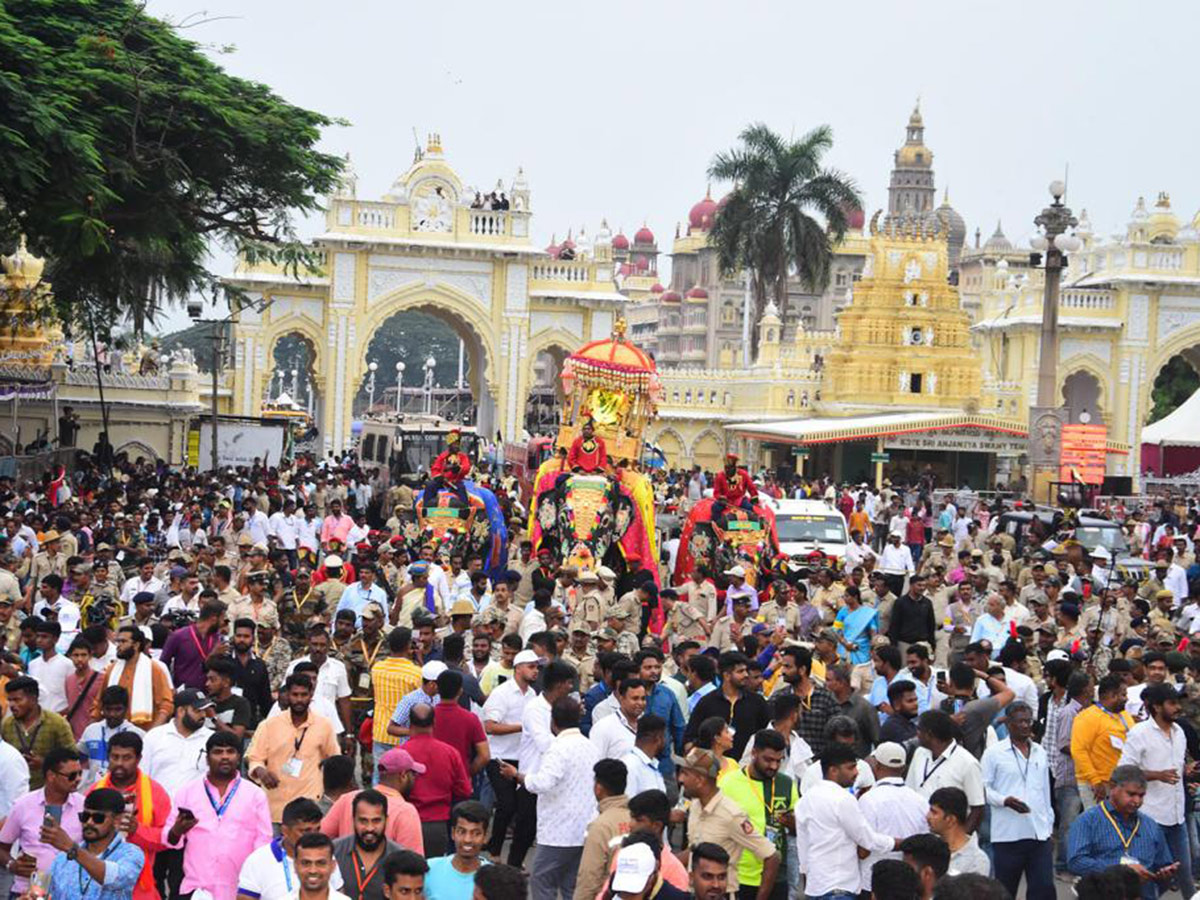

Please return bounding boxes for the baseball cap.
[724,565,746,578]
[611,843,657,894]
[421,661,448,681]
[871,742,907,768]
[175,689,214,711]
[513,650,540,666]
[377,747,427,775]
[679,748,722,780]
[1046,648,1071,663]
[325,555,344,569]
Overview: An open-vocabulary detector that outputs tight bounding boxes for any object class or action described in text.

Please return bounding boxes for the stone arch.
[350,282,500,441]
[691,428,726,472]
[264,328,324,407]
[525,330,577,435]
[115,439,159,461]
[1059,364,1108,424]
[652,427,686,468]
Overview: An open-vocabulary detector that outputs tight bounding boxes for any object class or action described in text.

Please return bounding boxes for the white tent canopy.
[1142,387,1200,447]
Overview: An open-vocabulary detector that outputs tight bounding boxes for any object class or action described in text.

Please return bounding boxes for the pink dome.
[618,263,634,276]
[650,283,665,293]
[612,232,630,251]
[843,204,865,230]
[634,225,655,244]
[688,191,718,230]
[634,256,649,271]
[544,242,560,256]
[660,290,682,302]
[686,286,709,299]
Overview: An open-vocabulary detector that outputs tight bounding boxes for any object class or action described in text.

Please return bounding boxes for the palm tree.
[708,123,861,357]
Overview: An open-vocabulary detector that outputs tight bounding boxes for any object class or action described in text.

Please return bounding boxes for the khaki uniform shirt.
[27,551,67,588]
[757,601,800,636]
[562,649,597,693]
[686,791,777,892]
[573,590,605,635]
[708,616,753,653]
[679,580,719,622]
[666,598,709,645]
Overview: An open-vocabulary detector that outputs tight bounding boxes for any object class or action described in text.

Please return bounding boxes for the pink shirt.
[163,775,273,900]
[320,514,354,546]
[320,785,424,854]
[0,788,85,894]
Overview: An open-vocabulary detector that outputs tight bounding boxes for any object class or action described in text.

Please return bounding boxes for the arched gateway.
[224,135,627,453]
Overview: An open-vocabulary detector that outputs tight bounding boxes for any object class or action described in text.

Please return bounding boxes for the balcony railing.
[531,261,591,282]
[468,211,507,237]
[1060,289,1114,311]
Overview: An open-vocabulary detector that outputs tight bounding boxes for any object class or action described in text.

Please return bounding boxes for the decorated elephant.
[527,461,659,583]
[407,479,509,581]
[672,498,778,587]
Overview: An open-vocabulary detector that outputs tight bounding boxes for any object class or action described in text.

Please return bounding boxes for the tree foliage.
[707,124,860,356]
[0,0,345,338]
[1148,355,1200,424]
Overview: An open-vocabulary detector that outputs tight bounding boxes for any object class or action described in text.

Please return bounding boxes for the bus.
[358,414,479,486]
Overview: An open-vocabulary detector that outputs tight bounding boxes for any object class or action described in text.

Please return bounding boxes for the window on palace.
[362,434,376,460]
[909,373,923,394]
[835,272,847,288]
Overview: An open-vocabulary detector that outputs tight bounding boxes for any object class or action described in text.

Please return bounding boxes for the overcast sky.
[147,0,1196,332]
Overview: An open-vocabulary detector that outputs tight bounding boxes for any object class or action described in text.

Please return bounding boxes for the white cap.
[325,555,343,569]
[421,661,448,681]
[513,650,540,666]
[610,843,657,894]
[871,742,907,768]
[1090,545,1112,560]
[596,566,617,580]
[1046,648,1071,663]
[724,565,746,578]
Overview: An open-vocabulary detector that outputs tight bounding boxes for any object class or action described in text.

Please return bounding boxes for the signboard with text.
[883,427,1026,455]
[1059,423,1107,484]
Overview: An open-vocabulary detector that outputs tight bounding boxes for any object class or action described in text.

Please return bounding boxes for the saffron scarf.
[95,770,155,896]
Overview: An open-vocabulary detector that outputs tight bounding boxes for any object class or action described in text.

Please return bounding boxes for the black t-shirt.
[214,693,255,734]
[685,689,769,761]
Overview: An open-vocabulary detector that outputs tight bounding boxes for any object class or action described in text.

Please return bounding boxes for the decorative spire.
[426,132,443,155]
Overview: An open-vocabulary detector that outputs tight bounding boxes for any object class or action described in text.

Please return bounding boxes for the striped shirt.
[371,657,423,745]
[1067,802,1171,897]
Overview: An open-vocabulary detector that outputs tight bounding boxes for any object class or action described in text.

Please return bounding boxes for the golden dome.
[2,236,46,289]
[571,335,656,374]
[895,142,933,168]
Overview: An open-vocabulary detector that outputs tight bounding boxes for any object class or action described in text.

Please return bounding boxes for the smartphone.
[44,805,62,825]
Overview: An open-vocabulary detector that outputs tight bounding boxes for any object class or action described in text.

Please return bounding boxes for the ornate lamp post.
[290,368,299,398]
[366,361,378,411]
[422,355,436,415]
[395,361,406,413]
[1026,180,1080,502]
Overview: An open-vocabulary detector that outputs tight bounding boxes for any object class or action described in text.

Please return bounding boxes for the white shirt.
[879,543,915,576]
[845,541,877,570]
[482,678,534,760]
[89,643,118,674]
[519,609,547,643]
[801,757,874,796]
[620,746,666,797]
[285,656,351,707]
[1165,563,1189,605]
[905,740,985,806]
[857,777,929,891]
[28,653,74,713]
[120,575,165,605]
[296,517,319,552]
[238,837,344,897]
[245,510,271,546]
[32,599,81,654]
[796,777,896,896]
[142,721,210,794]
[524,728,599,847]
[591,693,620,724]
[265,699,344,735]
[982,738,1053,841]
[589,711,638,762]
[888,514,910,538]
[269,513,300,550]
[1118,719,1187,826]
[516,695,553,774]
[0,740,30,818]
[162,593,201,615]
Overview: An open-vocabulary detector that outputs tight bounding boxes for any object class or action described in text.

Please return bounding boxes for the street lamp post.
[395,361,406,413]
[423,356,436,415]
[1026,180,1080,502]
[366,361,378,411]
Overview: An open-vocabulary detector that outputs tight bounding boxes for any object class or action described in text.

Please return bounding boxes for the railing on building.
[468,211,507,237]
[1059,289,1115,311]
[530,261,591,283]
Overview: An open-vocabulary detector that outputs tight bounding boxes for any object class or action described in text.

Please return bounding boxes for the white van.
[768,498,850,563]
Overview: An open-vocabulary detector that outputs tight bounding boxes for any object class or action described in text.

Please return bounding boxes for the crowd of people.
[0,445,1197,900]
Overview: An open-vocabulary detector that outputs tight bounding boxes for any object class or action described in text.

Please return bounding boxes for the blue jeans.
[1054,782,1083,871]
[992,838,1055,900]
[1162,822,1196,898]
[806,892,857,900]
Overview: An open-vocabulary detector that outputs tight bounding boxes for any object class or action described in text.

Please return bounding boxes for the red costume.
[431,450,472,484]
[714,467,757,508]
[567,433,608,473]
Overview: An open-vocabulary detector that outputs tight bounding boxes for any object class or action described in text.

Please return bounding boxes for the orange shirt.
[848,511,871,537]
[320,785,424,854]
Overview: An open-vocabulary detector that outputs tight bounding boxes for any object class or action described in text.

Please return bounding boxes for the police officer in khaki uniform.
[573,569,606,635]
[562,625,597,692]
[603,608,640,656]
[662,587,709,647]
[24,529,68,603]
[679,748,780,896]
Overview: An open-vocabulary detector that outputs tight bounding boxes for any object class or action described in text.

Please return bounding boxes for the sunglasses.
[54,769,82,781]
[78,811,112,824]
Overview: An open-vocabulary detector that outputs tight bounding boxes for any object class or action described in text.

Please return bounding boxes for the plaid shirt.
[789,683,838,756]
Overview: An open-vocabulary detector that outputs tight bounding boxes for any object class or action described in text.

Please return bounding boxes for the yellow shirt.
[370,656,422,744]
[1070,704,1135,786]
